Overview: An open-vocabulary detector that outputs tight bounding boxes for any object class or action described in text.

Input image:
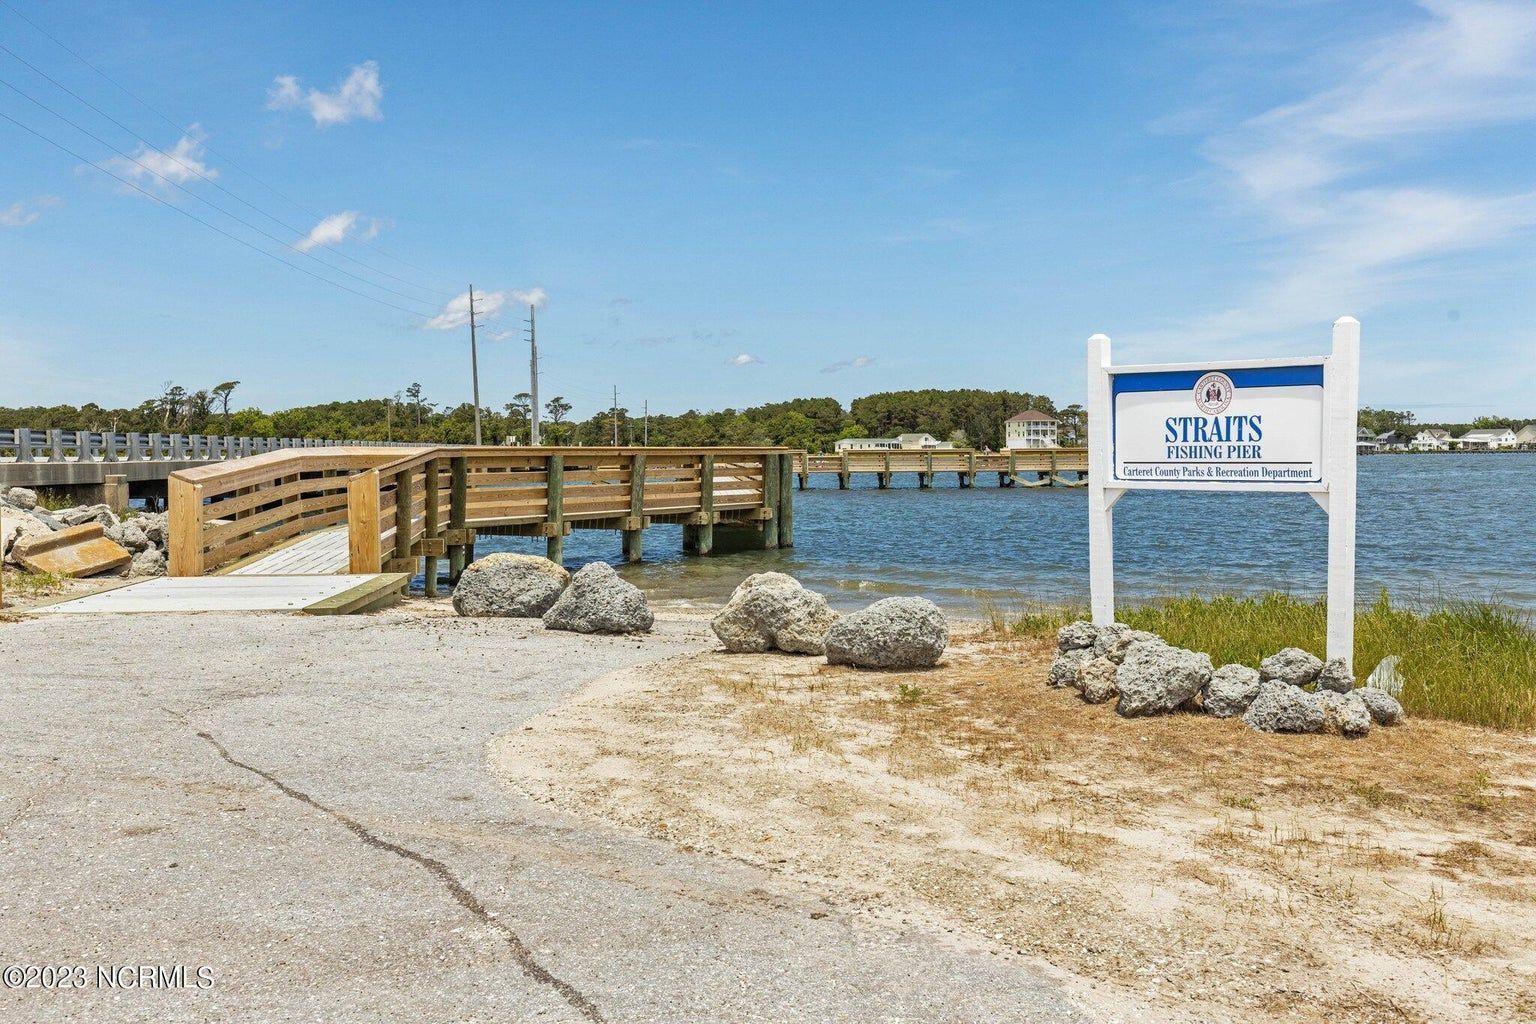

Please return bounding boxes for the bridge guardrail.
[0,428,416,464]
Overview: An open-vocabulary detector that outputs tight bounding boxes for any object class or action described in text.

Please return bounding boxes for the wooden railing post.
[422,458,441,597]
[394,468,415,575]
[167,475,204,577]
[447,456,468,582]
[544,454,564,564]
[777,452,794,548]
[348,468,382,573]
[623,453,646,563]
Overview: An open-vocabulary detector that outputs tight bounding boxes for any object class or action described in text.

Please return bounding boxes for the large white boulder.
[825,597,948,670]
[1115,641,1212,717]
[542,562,654,634]
[1243,681,1324,733]
[712,573,838,655]
[452,553,570,618]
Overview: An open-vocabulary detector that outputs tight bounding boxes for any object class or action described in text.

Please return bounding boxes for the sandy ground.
[0,605,1089,1023]
[497,629,1536,1024]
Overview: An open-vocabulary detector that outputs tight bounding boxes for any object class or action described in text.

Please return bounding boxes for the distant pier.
[792,449,1088,489]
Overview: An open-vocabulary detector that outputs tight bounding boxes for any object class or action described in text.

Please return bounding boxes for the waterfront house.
[1375,430,1410,451]
[1004,410,1060,449]
[1515,424,1536,448]
[1410,429,1452,451]
[1356,427,1379,453]
[1457,427,1519,450]
[834,433,953,453]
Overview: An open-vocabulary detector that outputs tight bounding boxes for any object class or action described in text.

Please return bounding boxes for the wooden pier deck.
[166,446,797,600]
[791,448,1088,488]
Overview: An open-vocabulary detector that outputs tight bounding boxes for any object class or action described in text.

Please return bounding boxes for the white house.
[834,433,953,453]
[1457,427,1519,450]
[1515,424,1536,448]
[1355,427,1379,452]
[1410,429,1451,451]
[1004,410,1059,449]
[1375,430,1410,451]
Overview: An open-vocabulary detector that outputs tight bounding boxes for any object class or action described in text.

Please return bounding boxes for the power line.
[0,0,463,292]
[0,75,443,315]
[0,42,453,304]
[0,108,434,321]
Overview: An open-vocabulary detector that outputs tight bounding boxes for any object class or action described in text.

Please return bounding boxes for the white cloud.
[728,353,761,366]
[267,61,383,127]
[0,195,60,227]
[102,128,217,191]
[821,355,875,373]
[509,287,547,308]
[294,210,361,252]
[1142,1,1536,353]
[424,289,510,331]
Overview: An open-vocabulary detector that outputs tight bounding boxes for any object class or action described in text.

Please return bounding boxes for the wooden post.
[879,451,891,488]
[797,454,809,491]
[623,453,646,562]
[762,453,780,549]
[448,456,468,582]
[776,452,794,548]
[1049,449,1058,486]
[422,458,440,597]
[695,453,715,555]
[348,468,383,573]
[839,451,850,489]
[545,454,564,563]
[394,467,415,588]
[167,475,204,577]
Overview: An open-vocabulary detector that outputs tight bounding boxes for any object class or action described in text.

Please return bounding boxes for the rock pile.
[1047,620,1405,737]
[1,489,170,577]
[825,596,949,670]
[711,573,839,655]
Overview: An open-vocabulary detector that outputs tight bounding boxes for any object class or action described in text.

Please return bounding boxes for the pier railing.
[791,447,1088,486]
[168,446,796,578]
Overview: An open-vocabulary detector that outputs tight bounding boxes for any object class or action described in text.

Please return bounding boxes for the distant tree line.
[0,385,1078,451]
[1356,407,1531,437]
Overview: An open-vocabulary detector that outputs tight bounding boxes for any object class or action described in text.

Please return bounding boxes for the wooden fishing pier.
[166,445,795,599]
[791,448,1088,489]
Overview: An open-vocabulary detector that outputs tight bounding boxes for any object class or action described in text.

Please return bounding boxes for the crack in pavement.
[194,730,605,1023]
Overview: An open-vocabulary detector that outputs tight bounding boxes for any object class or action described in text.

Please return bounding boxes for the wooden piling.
[777,453,794,548]
[545,454,564,564]
[422,458,440,597]
[762,453,780,549]
[839,451,850,489]
[623,453,646,562]
[447,456,468,582]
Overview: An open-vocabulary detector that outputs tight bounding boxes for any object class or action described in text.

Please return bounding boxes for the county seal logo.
[1193,372,1234,415]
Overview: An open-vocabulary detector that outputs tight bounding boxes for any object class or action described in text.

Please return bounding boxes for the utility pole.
[611,386,620,446]
[643,399,649,446]
[527,305,541,445]
[468,285,483,445]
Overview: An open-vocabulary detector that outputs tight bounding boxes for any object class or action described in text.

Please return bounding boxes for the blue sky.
[2,0,1533,421]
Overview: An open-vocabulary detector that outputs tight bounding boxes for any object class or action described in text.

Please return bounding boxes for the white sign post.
[1086,317,1360,667]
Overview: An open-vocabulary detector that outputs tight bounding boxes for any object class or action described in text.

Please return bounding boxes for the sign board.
[1086,318,1360,665]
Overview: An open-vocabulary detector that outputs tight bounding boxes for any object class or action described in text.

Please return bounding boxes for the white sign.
[1086,318,1360,665]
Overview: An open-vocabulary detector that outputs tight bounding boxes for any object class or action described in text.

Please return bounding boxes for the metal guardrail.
[0,428,415,464]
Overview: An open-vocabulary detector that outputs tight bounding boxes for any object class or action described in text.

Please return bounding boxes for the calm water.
[472,453,1535,613]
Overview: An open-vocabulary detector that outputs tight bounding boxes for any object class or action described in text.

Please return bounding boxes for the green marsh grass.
[1000,591,1536,731]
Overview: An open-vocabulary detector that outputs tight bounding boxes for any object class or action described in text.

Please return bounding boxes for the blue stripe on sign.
[1111,364,1324,396]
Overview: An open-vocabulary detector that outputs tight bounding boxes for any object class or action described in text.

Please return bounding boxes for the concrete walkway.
[0,610,1091,1023]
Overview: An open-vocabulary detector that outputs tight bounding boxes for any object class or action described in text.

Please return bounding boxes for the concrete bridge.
[0,428,416,507]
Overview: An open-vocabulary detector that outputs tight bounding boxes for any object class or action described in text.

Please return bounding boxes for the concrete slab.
[11,522,131,578]
[32,574,396,614]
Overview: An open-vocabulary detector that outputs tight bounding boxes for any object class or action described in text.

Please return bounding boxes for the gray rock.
[1115,642,1213,717]
[106,520,151,554]
[129,548,167,577]
[1056,620,1097,652]
[1092,623,1161,664]
[1259,647,1324,686]
[1318,690,1372,737]
[1317,658,1355,693]
[452,553,570,617]
[542,561,653,634]
[1356,687,1406,726]
[1077,656,1119,704]
[136,512,169,549]
[711,574,838,655]
[1,510,52,565]
[825,597,948,670]
[29,509,63,531]
[59,504,119,529]
[5,486,38,510]
[1243,681,1324,733]
[1204,664,1262,719]
[1047,647,1091,688]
